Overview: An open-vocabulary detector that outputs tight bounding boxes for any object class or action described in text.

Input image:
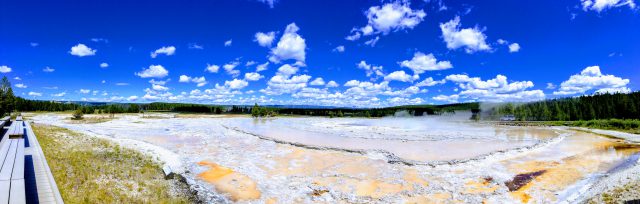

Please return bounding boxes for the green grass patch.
[34,124,192,203]
[542,119,640,134]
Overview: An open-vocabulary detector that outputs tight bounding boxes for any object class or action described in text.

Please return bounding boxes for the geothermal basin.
[29,113,640,203]
[222,116,560,163]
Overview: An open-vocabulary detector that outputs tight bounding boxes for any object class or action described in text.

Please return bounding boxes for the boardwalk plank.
[0,140,17,181]
[0,138,11,168]
[12,140,25,180]
[10,179,26,204]
[0,180,9,203]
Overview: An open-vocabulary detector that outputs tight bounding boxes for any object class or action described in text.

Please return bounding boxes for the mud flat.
[28,113,640,203]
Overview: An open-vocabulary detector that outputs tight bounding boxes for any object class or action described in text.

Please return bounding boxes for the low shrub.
[72,109,84,120]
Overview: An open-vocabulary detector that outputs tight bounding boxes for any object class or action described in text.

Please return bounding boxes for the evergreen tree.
[251,103,260,117]
[0,76,15,116]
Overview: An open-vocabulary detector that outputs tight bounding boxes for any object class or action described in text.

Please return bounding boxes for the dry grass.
[33,124,193,203]
[589,180,640,204]
[65,117,115,124]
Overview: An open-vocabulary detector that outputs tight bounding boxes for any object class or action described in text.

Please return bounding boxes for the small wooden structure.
[7,121,24,139]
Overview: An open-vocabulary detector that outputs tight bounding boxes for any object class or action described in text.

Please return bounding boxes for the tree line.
[5,95,480,118]
[11,75,637,121]
[275,103,479,117]
[12,90,636,121]
[143,102,225,113]
[7,69,635,122]
[2,77,484,117]
[487,91,640,121]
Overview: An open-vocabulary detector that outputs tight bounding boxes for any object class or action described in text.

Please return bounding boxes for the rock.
[163,165,174,179]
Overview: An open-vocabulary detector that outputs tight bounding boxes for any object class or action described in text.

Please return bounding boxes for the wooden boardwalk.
[1,119,63,204]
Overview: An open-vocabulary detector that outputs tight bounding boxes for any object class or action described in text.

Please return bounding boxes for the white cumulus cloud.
[152,84,169,91]
[310,77,325,86]
[136,65,169,78]
[244,72,264,81]
[364,36,380,47]
[52,92,66,97]
[347,1,426,41]
[344,80,361,87]
[554,66,630,95]
[179,75,208,87]
[0,65,11,73]
[269,23,306,65]
[28,92,42,97]
[581,0,636,12]
[261,74,311,95]
[225,79,249,89]
[255,31,276,47]
[441,74,544,102]
[15,83,27,88]
[223,61,240,76]
[415,77,446,87]
[432,94,460,103]
[179,75,191,82]
[440,16,491,53]
[276,64,299,76]
[326,80,339,88]
[69,43,96,57]
[257,0,277,8]
[256,62,269,72]
[384,70,418,82]
[100,62,109,68]
[43,66,55,72]
[205,64,220,73]
[149,79,169,85]
[150,46,176,58]
[399,52,452,75]
[357,61,384,79]
[245,61,257,66]
[508,43,520,53]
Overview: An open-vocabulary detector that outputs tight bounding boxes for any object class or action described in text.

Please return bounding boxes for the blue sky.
[0,0,638,107]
